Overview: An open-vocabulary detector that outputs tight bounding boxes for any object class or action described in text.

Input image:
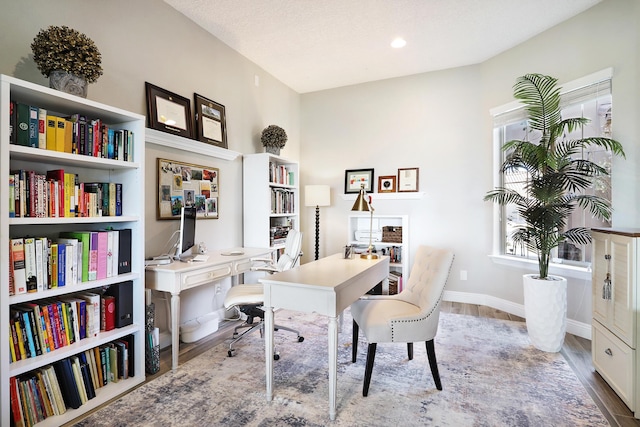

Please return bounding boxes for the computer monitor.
[175,206,197,260]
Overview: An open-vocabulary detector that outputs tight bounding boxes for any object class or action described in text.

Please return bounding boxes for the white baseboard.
[443,290,591,340]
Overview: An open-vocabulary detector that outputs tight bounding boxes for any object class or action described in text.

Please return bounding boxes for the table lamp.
[305,185,331,260]
[351,184,378,259]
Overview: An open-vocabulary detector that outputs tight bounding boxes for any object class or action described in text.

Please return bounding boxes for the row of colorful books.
[9,229,131,296]
[268,162,295,186]
[10,335,135,427]
[9,282,130,363]
[10,168,122,218]
[9,101,135,162]
[270,188,295,214]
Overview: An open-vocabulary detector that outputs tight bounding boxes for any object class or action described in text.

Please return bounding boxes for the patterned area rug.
[74,310,608,426]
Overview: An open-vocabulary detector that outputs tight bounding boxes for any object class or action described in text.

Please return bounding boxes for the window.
[491,70,613,268]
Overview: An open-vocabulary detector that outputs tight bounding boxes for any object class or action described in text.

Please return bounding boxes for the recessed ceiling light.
[391,37,406,48]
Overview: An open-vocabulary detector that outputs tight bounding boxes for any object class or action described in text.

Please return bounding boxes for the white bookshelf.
[243,153,299,251]
[0,74,145,426]
[347,214,409,293]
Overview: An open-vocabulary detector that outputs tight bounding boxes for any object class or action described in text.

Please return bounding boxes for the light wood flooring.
[70,302,640,426]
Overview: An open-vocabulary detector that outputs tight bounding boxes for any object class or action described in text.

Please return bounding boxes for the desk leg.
[328,315,338,421]
[170,292,180,371]
[265,305,274,401]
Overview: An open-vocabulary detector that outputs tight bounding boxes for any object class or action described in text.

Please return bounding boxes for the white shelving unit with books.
[243,153,299,253]
[347,214,409,294]
[0,74,145,426]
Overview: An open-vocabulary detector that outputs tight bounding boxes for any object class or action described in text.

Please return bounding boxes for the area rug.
[73,310,608,427]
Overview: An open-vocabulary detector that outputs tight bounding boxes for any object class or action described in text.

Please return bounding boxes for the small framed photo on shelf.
[378,175,396,193]
[345,168,375,194]
[145,82,193,139]
[397,167,419,192]
[194,93,227,149]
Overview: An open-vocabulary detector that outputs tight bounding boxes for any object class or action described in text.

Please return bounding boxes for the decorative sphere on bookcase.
[31,25,103,98]
[261,125,287,155]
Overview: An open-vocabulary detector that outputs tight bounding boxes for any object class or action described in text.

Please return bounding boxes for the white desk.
[261,253,389,420]
[145,247,272,370]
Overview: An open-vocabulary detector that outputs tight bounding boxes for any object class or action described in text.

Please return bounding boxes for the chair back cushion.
[397,245,454,315]
[276,229,303,271]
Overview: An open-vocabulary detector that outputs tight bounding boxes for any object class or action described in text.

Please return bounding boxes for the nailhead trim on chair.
[389,255,454,342]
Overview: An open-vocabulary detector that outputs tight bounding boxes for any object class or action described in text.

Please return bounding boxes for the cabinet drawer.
[592,320,636,409]
[182,264,232,290]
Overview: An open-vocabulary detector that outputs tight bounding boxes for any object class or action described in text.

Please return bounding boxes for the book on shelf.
[10,238,27,295]
[96,231,108,280]
[23,237,38,293]
[37,107,47,149]
[15,103,29,146]
[101,295,116,332]
[9,100,16,144]
[53,357,82,410]
[56,237,79,285]
[9,376,25,427]
[46,115,57,151]
[54,117,66,152]
[79,292,100,338]
[28,105,38,148]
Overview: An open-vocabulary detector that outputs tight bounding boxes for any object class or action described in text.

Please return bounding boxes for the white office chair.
[351,245,454,396]
[224,229,305,359]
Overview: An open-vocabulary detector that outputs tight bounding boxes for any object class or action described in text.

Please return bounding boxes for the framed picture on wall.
[194,93,228,149]
[378,175,396,193]
[397,167,419,192]
[345,168,374,194]
[145,82,193,139]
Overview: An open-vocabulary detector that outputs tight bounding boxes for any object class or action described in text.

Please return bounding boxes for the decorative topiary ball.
[261,125,287,149]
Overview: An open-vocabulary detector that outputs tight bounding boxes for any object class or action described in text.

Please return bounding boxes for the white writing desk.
[261,253,389,420]
[145,247,272,370]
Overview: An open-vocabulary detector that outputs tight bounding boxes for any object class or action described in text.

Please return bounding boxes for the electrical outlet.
[460,270,468,281]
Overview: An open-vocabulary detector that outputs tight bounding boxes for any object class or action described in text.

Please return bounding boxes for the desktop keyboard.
[192,254,209,262]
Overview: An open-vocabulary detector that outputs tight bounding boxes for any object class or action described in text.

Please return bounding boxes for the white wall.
[0,0,300,329]
[299,0,640,329]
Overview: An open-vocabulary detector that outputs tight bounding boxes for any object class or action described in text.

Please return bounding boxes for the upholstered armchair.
[351,245,454,396]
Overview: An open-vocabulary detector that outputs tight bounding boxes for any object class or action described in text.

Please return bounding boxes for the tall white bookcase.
[0,75,145,426]
[243,153,299,251]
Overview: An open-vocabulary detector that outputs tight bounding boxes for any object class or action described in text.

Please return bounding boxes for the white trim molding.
[443,290,591,340]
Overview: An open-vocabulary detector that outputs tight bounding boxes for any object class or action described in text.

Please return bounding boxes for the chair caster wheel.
[298,336,305,342]
[274,353,280,361]
[228,349,235,357]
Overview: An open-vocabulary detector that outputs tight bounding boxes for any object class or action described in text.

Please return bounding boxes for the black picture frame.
[145,82,193,139]
[344,168,375,194]
[194,93,228,149]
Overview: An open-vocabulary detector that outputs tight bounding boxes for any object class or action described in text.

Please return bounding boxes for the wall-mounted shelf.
[341,192,424,201]
[145,128,241,161]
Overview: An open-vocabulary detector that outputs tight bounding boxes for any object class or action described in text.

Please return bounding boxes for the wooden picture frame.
[157,158,219,220]
[397,167,419,192]
[345,168,374,194]
[194,93,228,149]
[145,82,193,139]
[378,175,397,193]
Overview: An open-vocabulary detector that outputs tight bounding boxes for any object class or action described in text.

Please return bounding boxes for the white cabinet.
[243,153,299,250]
[347,214,408,294]
[591,228,639,416]
[0,75,145,426]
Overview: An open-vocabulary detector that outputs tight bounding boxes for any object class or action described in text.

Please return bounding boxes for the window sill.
[489,254,591,281]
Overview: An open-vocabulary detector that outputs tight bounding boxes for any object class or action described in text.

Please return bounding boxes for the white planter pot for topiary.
[523,273,567,352]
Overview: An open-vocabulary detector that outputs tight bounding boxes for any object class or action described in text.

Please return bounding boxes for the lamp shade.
[305,185,331,207]
[351,186,370,212]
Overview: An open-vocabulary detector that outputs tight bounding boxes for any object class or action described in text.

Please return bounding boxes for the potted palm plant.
[484,73,625,352]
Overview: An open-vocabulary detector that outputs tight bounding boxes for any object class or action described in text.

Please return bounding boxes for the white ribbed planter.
[523,274,567,352]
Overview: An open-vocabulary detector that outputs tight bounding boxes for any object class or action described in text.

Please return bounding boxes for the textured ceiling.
[164,0,601,94]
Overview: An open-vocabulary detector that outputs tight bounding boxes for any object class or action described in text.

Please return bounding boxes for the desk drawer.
[234,258,254,275]
[182,264,232,290]
[592,320,635,410]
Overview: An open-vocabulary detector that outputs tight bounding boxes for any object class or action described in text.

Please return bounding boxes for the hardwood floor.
[71,302,639,426]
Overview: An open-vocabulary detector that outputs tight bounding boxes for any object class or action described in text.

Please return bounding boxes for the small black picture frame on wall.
[145,82,193,139]
[344,168,375,194]
[194,93,228,149]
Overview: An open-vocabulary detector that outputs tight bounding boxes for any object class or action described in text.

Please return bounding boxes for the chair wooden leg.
[407,342,413,360]
[363,343,377,397]
[426,339,442,390]
[352,320,359,363]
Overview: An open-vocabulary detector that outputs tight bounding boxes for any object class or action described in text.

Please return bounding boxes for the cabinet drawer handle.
[604,348,613,356]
